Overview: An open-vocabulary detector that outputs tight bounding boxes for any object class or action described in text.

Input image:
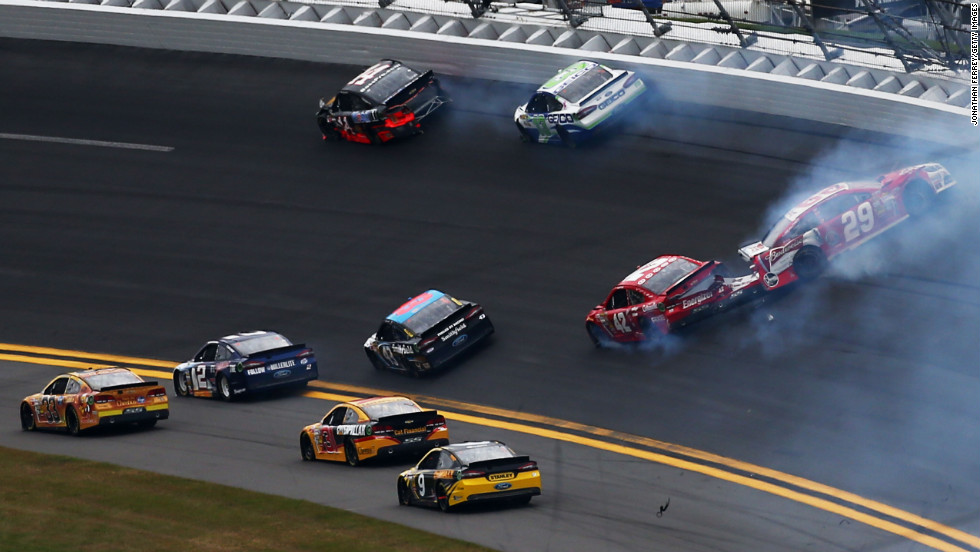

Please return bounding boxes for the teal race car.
[514,60,647,146]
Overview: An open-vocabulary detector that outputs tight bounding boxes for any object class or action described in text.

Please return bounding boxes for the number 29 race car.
[397,441,542,512]
[173,331,318,401]
[20,367,169,435]
[364,290,494,377]
[585,255,762,347]
[514,60,646,146]
[738,163,957,291]
[300,396,449,466]
[316,59,449,145]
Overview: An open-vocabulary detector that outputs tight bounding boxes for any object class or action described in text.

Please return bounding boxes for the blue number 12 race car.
[514,60,647,146]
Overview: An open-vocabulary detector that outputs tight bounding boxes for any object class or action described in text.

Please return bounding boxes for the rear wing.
[378,409,440,429]
[243,343,310,360]
[468,455,532,473]
[98,381,161,392]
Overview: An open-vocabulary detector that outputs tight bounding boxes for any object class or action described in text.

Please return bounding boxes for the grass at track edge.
[0,445,497,552]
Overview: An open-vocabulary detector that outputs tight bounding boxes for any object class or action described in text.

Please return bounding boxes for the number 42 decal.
[612,312,632,333]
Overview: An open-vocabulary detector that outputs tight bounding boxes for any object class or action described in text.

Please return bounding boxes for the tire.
[65,408,81,436]
[216,374,233,401]
[138,419,157,429]
[512,494,532,506]
[515,122,532,143]
[344,438,360,467]
[437,484,452,512]
[173,371,189,397]
[792,246,827,282]
[20,403,36,431]
[301,434,316,462]
[397,479,412,506]
[586,323,608,348]
[556,126,576,148]
[366,350,386,371]
[903,180,935,217]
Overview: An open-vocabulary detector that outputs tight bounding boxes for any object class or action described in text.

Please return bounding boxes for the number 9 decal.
[417,474,426,497]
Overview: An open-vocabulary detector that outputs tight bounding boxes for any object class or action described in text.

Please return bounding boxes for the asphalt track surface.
[1,39,978,552]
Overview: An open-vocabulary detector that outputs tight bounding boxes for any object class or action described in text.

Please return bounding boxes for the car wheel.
[397,479,412,506]
[515,122,532,143]
[556,127,576,148]
[512,495,532,506]
[216,374,233,401]
[65,408,81,436]
[173,371,189,397]
[138,419,157,429]
[586,322,609,348]
[344,439,360,467]
[366,350,386,371]
[20,403,36,431]
[903,179,935,217]
[301,434,316,462]
[793,246,827,282]
[437,484,452,512]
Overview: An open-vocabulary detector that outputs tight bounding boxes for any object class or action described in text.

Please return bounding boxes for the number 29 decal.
[842,201,874,242]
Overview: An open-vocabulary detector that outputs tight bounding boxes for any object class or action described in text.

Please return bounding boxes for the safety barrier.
[0,0,973,146]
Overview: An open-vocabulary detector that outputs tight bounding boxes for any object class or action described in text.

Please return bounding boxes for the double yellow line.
[3,342,977,552]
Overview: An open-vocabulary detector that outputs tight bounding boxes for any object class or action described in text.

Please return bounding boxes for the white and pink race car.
[739,163,956,291]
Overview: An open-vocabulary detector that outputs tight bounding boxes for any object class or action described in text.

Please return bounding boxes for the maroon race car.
[738,163,956,291]
[585,255,762,347]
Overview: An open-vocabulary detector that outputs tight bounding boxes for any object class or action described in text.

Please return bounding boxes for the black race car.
[364,290,494,376]
[316,59,449,144]
[173,331,318,400]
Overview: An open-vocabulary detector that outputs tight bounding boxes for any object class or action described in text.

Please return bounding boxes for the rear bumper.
[360,436,449,461]
[465,487,541,504]
[98,406,169,426]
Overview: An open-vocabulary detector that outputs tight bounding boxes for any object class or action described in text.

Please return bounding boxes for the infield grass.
[0,446,496,552]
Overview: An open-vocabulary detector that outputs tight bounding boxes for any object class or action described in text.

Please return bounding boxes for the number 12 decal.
[842,201,874,242]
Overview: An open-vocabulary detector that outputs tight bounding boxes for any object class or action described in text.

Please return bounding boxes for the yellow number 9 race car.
[20,367,169,435]
[397,441,541,512]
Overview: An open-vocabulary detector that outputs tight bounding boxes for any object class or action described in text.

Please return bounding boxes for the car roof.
[385,290,447,324]
[341,60,422,104]
[537,60,599,95]
[68,367,131,379]
[618,255,700,288]
[219,330,278,344]
[441,440,507,454]
[347,395,414,408]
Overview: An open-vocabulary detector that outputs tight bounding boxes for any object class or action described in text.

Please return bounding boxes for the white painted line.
[0,132,174,152]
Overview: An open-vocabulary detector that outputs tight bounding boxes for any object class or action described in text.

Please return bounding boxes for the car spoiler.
[377,410,439,429]
[98,381,160,392]
[468,455,532,473]
[244,343,310,360]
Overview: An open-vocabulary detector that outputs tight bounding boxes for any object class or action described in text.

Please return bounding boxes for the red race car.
[585,255,762,346]
[315,59,449,144]
[739,163,956,291]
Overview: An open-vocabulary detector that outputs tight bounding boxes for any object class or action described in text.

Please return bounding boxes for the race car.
[20,367,169,435]
[585,255,763,346]
[397,441,541,512]
[316,59,449,144]
[514,60,646,146]
[364,290,494,377]
[173,331,318,400]
[738,162,957,291]
[300,396,449,466]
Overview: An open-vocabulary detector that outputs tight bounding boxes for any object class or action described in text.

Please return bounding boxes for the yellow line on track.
[4,343,977,552]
